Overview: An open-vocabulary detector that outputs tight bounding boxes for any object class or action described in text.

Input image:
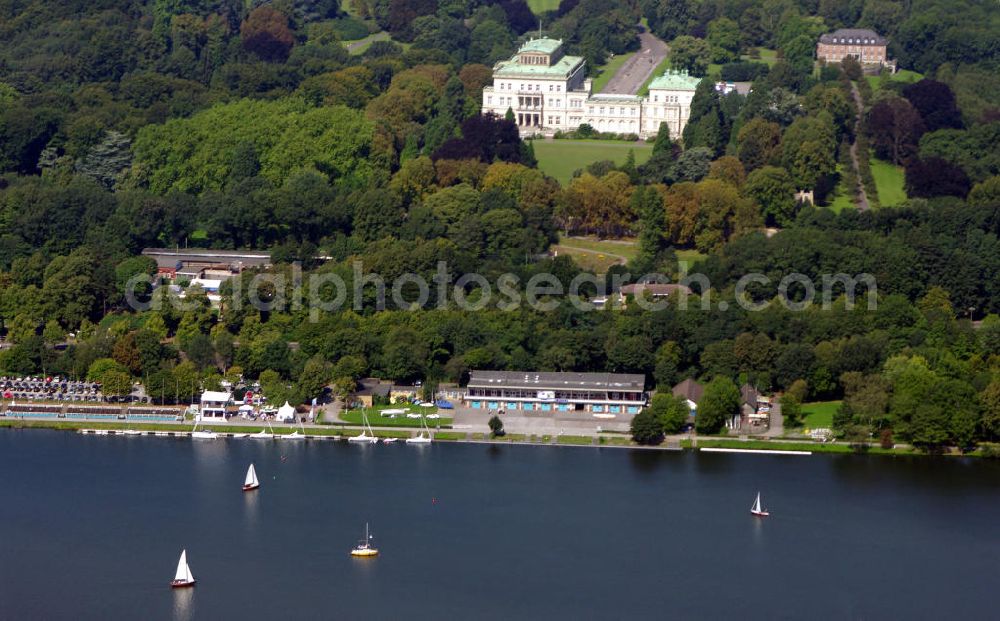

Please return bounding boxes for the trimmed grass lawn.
[527,0,560,13]
[867,69,923,91]
[599,435,632,446]
[829,189,855,213]
[592,51,636,93]
[557,235,638,260]
[549,244,623,273]
[871,158,906,206]
[557,435,594,445]
[802,400,841,429]
[433,431,466,441]
[741,48,778,67]
[697,438,853,453]
[340,405,451,428]
[675,248,707,266]
[828,167,856,213]
[532,139,653,185]
[638,55,672,96]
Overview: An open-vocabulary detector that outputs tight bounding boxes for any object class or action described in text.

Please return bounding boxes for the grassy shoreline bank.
[2,419,993,459]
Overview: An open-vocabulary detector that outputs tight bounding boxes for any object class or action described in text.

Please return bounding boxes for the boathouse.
[199,390,232,421]
[464,370,647,415]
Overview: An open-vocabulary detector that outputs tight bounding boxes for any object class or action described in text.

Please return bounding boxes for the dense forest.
[1,0,1000,449]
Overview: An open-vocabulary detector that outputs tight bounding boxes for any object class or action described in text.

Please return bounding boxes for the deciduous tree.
[696,376,741,434]
[241,7,295,62]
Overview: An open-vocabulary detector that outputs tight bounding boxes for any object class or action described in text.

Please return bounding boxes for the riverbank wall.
[0,418,992,458]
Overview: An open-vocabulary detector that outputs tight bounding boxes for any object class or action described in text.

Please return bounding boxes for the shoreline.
[0,419,991,459]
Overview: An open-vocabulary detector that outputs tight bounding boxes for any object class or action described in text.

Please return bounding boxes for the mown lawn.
[828,167,857,213]
[557,435,594,445]
[591,51,636,93]
[802,401,841,429]
[549,244,623,273]
[557,235,638,260]
[867,69,923,91]
[637,55,672,96]
[871,158,906,206]
[599,435,632,446]
[526,0,560,13]
[340,405,450,428]
[741,48,778,67]
[531,139,652,185]
[675,248,707,266]
[697,438,853,453]
[829,189,855,213]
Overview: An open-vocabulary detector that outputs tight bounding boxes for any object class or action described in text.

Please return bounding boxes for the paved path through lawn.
[600,27,668,95]
[345,31,389,53]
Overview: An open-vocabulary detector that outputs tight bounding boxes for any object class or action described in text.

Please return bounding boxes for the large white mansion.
[481,38,701,139]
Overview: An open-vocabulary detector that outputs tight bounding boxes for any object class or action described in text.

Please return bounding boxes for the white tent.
[277,401,296,422]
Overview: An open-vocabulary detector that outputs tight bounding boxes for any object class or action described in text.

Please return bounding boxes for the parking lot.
[451,406,632,435]
[1,376,107,402]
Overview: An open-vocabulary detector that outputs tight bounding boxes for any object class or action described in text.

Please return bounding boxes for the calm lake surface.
[0,429,997,620]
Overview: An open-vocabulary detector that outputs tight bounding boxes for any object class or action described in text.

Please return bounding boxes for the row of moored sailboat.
[188,412,431,443]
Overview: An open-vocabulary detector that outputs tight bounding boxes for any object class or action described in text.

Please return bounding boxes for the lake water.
[0,429,997,620]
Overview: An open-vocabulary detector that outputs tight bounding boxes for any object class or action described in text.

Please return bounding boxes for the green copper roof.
[647,69,701,91]
[493,54,585,78]
[518,38,563,55]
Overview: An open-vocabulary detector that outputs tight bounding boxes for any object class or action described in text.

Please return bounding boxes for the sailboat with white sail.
[750,491,769,517]
[350,522,379,557]
[170,549,196,588]
[348,411,378,444]
[405,413,432,444]
[242,463,260,491]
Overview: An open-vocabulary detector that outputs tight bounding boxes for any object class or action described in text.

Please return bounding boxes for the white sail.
[752,492,762,513]
[245,464,258,487]
[174,549,193,583]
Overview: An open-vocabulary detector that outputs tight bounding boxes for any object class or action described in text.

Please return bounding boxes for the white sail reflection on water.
[172,585,194,621]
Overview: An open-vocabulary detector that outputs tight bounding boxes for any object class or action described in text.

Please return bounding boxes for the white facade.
[482,38,701,139]
[199,390,231,421]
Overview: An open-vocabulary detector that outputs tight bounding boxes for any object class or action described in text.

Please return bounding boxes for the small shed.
[353,378,392,408]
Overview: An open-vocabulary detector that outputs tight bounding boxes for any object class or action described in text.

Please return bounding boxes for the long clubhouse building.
[465,370,647,414]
